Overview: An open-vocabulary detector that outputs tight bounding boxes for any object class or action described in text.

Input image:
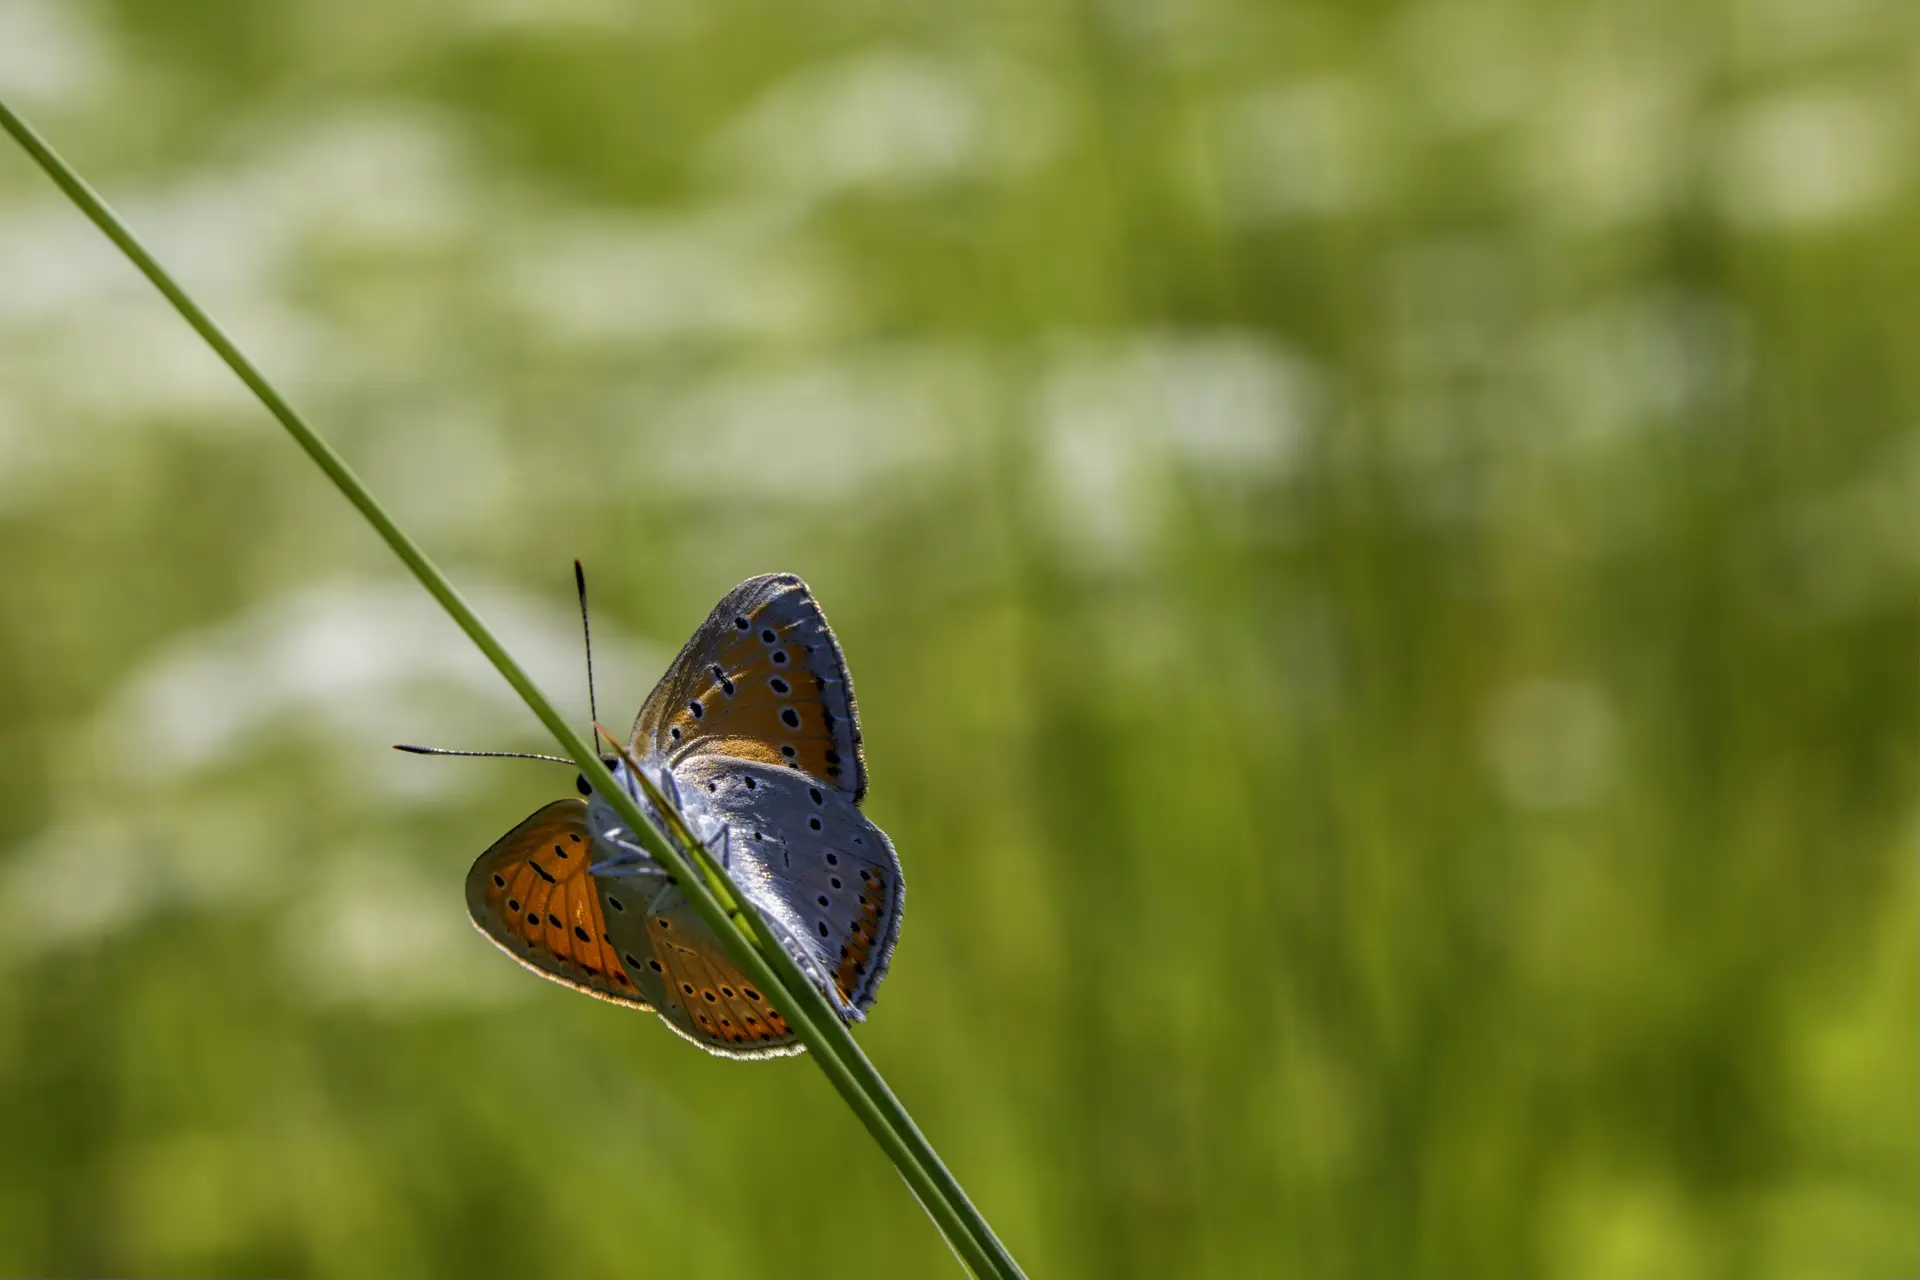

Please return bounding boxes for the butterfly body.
[461,574,903,1059]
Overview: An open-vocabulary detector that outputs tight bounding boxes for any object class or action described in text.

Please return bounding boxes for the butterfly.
[417,573,904,1059]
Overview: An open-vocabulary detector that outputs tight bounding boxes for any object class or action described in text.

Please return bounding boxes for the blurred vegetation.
[0,0,1915,1276]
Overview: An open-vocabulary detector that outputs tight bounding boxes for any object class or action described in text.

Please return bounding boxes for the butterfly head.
[574,753,629,799]
[580,751,733,882]
[582,753,646,838]
[580,751,692,875]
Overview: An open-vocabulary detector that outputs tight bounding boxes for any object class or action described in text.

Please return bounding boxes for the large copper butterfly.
[411,573,903,1058]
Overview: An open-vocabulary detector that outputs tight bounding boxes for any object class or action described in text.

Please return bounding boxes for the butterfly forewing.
[674,755,904,1013]
[632,574,867,803]
[465,800,650,1008]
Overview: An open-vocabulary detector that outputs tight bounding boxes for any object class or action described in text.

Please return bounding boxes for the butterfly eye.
[575,773,592,796]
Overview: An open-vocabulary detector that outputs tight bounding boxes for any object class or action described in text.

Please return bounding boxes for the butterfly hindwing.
[465,799,651,1008]
[637,884,802,1058]
[593,871,676,1012]
[673,754,904,1014]
[632,574,867,803]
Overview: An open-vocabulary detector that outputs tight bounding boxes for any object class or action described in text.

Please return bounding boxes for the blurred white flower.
[498,205,839,346]
[1038,331,1317,559]
[294,846,523,1008]
[639,343,988,500]
[1208,78,1396,222]
[0,0,113,110]
[100,577,655,784]
[707,48,1065,202]
[1716,87,1907,228]
[0,577,657,972]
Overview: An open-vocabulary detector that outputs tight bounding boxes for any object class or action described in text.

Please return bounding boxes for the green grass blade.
[0,96,1025,1280]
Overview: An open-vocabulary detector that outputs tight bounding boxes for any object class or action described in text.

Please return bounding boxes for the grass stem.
[0,96,1024,1280]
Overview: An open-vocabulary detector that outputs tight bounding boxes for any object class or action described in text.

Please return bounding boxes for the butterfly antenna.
[392,744,574,764]
[575,558,600,740]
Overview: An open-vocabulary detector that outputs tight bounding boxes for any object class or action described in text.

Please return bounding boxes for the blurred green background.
[0,0,1914,1275]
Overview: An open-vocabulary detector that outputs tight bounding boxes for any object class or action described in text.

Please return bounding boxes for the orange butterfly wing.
[465,799,651,1008]
[467,801,802,1057]
[631,573,867,803]
[640,891,802,1058]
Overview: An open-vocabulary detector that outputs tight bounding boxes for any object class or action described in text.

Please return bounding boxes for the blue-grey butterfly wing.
[673,754,904,1015]
[631,574,867,803]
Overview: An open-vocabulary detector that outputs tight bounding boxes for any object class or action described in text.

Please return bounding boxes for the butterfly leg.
[589,852,656,876]
[591,792,729,879]
[587,819,664,877]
